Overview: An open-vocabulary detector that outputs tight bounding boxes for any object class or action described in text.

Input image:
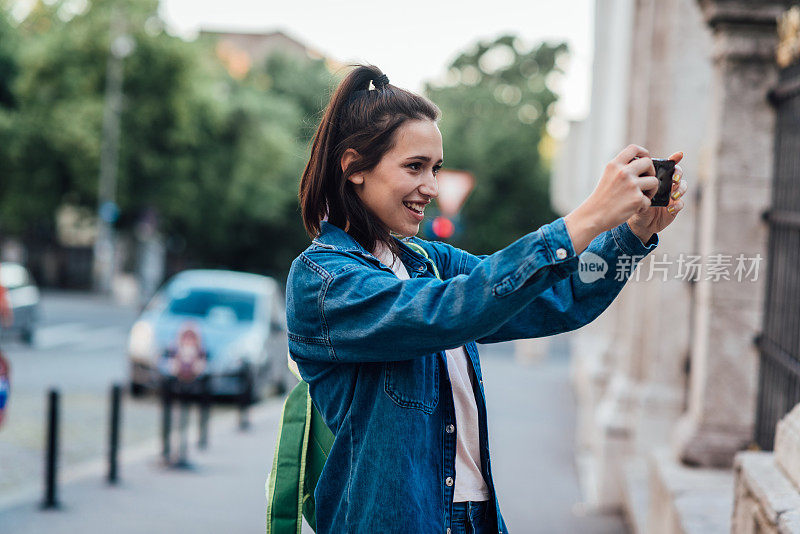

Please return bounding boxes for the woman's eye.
[433,166,441,175]
[407,163,422,171]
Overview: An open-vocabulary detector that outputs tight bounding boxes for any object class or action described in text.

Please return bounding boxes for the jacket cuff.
[540,216,581,270]
[611,221,659,257]
[493,216,581,297]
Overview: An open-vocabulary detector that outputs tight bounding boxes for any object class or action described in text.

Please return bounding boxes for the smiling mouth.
[403,201,426,215]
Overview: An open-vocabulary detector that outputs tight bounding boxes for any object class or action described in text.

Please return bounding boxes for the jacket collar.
[312,221,427,271]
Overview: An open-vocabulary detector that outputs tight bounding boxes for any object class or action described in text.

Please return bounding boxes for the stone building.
[552,0,800,532]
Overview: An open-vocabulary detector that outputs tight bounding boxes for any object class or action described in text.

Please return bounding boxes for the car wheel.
[21,328,34,345]
[264,357,292,397]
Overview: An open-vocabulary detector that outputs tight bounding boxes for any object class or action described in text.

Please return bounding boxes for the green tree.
[0,7,19,227]
[171,48,337,277]
[3,0,338,280]
[0,5,17,108]
[425,35,567,254]
[5,0,220,235]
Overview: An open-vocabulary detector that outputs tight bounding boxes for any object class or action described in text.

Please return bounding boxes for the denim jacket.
[285,217,658,533]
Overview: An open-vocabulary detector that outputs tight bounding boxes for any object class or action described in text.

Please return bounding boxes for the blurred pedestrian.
[283,64,688,533]
[0,265,13,329]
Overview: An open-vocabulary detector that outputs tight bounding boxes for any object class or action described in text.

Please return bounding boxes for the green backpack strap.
[302,397,335,529]
[267,355,335,533]
[406,241,441,280]
[266,380,312,534]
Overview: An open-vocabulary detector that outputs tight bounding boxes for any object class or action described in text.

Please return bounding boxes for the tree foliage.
[0,2,564,282]
[1,0,336,279]
[425,35,567,254]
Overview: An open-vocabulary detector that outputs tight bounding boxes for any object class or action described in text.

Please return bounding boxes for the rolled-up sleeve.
[286,217,584,363]
[472,220,659,343]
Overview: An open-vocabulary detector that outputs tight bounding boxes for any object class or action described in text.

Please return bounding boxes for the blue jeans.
[451,501,494,534]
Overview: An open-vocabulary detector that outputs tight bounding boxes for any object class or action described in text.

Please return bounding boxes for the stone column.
[588,0,683,510]
[575,0,704,510]
[631,0,714,462]
[672,0,791,468]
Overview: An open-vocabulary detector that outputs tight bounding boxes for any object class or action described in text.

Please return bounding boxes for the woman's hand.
[626,151,687,245]
[565,144,660,255]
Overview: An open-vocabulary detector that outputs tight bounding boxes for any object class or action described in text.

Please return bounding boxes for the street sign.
[0,351,9,429]
[432,216,455,239]
[435,170,475,217]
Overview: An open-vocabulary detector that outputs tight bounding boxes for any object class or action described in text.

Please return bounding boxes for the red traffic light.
[432,216,455,239]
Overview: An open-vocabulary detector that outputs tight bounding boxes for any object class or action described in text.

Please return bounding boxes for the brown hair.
[299,64,440,256]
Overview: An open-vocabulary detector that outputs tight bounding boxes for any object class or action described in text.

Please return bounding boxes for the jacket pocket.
[383,356,439,414]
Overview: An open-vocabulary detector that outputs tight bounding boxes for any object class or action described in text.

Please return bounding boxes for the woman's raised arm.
[287,217,581,363]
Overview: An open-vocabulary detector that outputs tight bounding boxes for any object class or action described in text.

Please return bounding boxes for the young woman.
[286,65,687,533]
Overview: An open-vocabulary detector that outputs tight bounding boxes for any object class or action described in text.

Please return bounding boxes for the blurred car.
[1,262,40,345]
[127,269,294,402]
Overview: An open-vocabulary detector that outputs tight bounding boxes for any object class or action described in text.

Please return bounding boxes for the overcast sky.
[158,0,595,121]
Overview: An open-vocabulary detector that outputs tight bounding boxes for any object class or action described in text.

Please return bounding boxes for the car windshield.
[167,288,256,323]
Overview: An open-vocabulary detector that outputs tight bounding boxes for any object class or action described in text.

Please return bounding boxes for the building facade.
[553,1,800,531]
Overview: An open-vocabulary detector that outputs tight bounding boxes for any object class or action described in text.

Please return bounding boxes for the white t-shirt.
[373,242,490,502]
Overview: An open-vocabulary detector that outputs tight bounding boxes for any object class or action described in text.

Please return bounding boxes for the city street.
[0,291,627,532]
[0,291,147,506]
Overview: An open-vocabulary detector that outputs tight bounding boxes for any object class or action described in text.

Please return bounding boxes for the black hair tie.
[373,74,390,90]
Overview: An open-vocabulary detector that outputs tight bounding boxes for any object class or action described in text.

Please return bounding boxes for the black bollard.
[161,377,173,463]
[42,388,60,509]
[238,364,251,431]
[198,375,210,450]
[107,384,122,484]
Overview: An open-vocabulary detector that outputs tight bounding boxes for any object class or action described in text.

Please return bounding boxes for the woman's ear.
[341,149,364,185]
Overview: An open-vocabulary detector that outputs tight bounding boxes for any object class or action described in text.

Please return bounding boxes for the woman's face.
[344,119,443,238]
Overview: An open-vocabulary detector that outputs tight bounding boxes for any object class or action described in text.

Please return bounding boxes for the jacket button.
[446,424,455,434]
[445,476,454,487]
[556,248,567,260]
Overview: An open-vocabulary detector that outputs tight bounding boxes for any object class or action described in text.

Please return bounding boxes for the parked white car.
[127,269,293,402]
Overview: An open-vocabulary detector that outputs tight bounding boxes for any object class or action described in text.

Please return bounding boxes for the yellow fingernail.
[672,190,680,200]
[668,205,676,214]
[673,173,681,183]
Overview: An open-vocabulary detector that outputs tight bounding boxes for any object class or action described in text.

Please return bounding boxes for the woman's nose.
[419,171,439,198]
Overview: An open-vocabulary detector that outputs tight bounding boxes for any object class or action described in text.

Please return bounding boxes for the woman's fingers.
[672,164,683,182]
[616,144,650,164]
[670,179,688,200]
[667,199,685,215]
[627,156,656,177]
[667,177,688,214]
[668,151,684,163]
[637,192,652,213]
[639,176,660,196]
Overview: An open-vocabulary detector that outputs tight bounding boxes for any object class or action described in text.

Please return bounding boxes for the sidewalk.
[0,400,285,534]
[0,340,627,533]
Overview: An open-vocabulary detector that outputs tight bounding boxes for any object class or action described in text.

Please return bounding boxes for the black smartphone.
[650,158,676,207]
